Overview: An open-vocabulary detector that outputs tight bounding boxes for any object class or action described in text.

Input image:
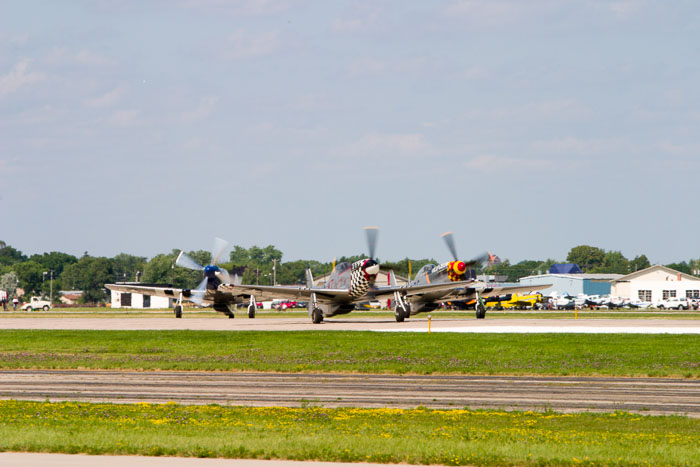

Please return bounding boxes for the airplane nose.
[453,261,467,275]
[364,260,380,276]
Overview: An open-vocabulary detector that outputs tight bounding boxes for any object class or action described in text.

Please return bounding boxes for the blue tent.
[549,263,583,274]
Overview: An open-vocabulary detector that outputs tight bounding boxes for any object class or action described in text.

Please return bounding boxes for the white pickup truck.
[657,297,689,310]
[22,296,52,311]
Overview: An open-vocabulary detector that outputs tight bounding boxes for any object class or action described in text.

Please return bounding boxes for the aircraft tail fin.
[388,270,397,287]
[305,269,314,288]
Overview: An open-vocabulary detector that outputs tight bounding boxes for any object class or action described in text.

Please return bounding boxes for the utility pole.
[49,270,54,304]
[272,259,277,286]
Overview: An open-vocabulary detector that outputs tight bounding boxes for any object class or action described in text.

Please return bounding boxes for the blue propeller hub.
[204,264,220,277]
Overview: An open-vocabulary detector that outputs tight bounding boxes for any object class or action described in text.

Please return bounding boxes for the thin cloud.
[47,47,114,66]
[336,133,433,158]
[0,59,44,99]
[108,109,141,127]
[464,155,553,172]
[224,29,281,59]
[180,96,219,123]
[84,86,126,108]
[178,0,293,16]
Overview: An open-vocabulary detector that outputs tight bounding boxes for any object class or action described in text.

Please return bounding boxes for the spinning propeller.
[440,232,489,278]
[175,237,232,305]
[363,226,381,277]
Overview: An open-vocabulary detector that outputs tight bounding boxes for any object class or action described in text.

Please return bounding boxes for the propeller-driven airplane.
[218,227,484,323]
[106,229,482,323]
[397,232,551,319]
[106,238,253,319]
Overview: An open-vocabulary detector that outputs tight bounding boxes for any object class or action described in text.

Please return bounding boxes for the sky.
[1,0,698,265]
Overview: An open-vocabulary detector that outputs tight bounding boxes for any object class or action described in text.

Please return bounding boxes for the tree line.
[0,240,696,304]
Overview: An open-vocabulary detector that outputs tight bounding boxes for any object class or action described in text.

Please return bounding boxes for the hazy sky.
[1,1,698,265]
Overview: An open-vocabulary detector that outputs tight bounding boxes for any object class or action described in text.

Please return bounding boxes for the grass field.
[1,400,698,466]
[0,330,699,377]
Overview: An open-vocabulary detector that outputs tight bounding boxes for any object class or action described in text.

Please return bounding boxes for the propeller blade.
[176,251,204,271]
[364,226,379,259]
[463,252,490,269]
[190,277,208,306]
[211,237,230,266]
[441,231,459,262]
[218,268,232,285]
[233,274,242,286]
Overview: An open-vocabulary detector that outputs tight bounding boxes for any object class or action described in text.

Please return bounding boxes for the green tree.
[141,251,206,289]
[61,256,114,303]
[629,255,650,272]
[665,261,691,275]
[0,272,19,298]
[0,241,27,267]
[566,245,605,272]
[13,261,45,297]
[111,253,147,283]
[28,251,78,276]
[593,250,629,274]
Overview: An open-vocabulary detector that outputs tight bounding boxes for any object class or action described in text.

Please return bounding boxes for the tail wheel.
[248,305,256,319]
[174,305,182,318]
[395,306,405,322]
[312,308,323,324]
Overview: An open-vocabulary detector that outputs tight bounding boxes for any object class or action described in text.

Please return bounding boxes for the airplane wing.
[106,283,185,300]
[368,280,478,300]
[404,283,552,304]
[217,284,354,303]
[454,284,552,300]
[218,281,476,304]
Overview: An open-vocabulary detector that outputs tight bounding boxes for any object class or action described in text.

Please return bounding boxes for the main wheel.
[42,305,50,311]
[312,308,323,324]
[248,305,256,319]
[475,303,486,319]
[174,305,182,318]
[395,306,405,322]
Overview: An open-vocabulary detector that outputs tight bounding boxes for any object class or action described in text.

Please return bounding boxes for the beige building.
[610,265,700,304]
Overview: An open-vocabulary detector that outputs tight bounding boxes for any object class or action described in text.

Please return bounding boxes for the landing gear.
[312,307,323,324]
[174,292,184,318]
[393,291,408,323]
[475,302,486,319]
[248,296,257,319]
[395,306,406,322]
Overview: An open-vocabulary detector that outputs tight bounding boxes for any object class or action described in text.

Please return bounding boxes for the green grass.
[0,400,698,466]
[0,330,699,377]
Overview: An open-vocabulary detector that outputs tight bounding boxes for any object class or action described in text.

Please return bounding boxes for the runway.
[2,370,699,417]
[2,316,700,332]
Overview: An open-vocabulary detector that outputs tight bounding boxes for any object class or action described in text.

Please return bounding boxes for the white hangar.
[610,265,700,304]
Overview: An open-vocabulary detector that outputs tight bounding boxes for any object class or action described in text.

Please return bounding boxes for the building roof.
[549,263,583,274]
[610,265,700,284]
[520,273,623,282]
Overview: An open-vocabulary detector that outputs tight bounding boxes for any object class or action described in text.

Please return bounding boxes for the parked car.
[271,299,297,310]
[657,297,689,310]
[22,296,52,312]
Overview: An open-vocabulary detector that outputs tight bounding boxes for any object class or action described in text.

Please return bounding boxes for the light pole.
[49,270,54,303]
